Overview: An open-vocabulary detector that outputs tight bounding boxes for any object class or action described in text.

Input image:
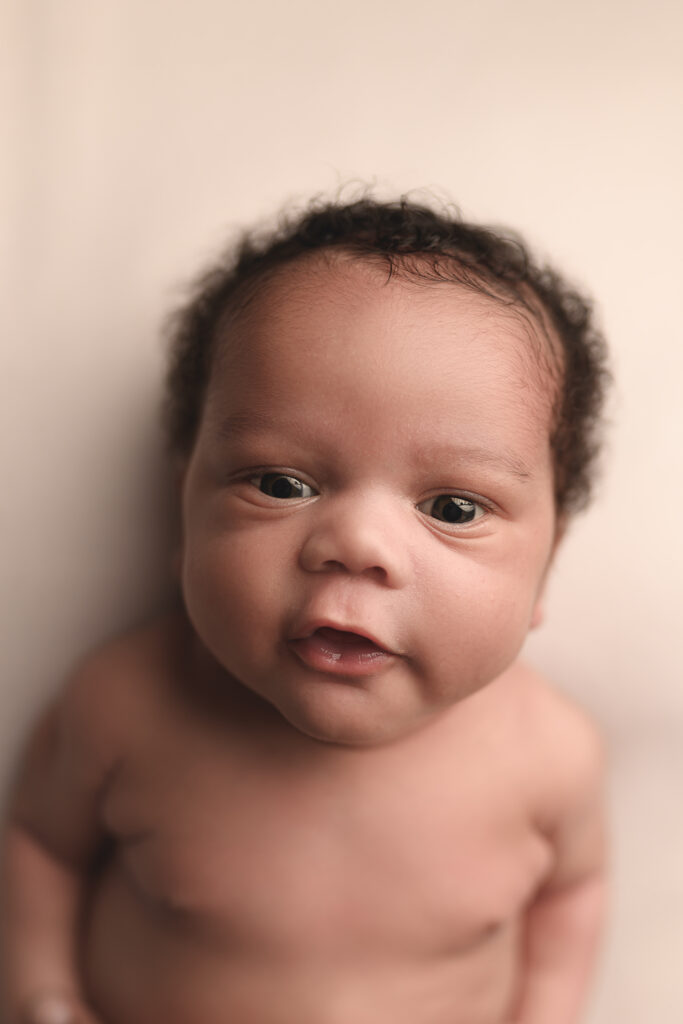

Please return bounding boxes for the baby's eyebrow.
[210,411,284,442]
[411,442,533,481]
[211,413,533,481]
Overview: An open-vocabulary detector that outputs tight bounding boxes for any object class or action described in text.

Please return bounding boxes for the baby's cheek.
[426,574,531,681]
[21,993,81,1024]
[181,542,236,636]
[183,536,279,647]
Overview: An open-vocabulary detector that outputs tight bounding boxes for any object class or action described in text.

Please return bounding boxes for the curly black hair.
[164,196,609,517]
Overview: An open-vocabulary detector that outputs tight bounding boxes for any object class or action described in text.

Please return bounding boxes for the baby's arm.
[0,659,117,1024]
[508,708,607,1024]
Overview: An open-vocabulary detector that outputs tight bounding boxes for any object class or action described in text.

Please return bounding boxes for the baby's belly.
[83,859,521,1024]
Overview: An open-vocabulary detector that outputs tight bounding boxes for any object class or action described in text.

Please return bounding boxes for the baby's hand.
[20,993,103,1024]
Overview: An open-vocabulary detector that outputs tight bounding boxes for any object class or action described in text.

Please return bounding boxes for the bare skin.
[2,614,605,1024]
[1,259,606,1023]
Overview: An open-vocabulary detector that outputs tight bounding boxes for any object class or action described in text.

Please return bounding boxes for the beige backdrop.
[2,1,682,1020]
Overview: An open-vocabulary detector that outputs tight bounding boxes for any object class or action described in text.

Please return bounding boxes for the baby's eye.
[418,494,485,525]
[252,473,316,500]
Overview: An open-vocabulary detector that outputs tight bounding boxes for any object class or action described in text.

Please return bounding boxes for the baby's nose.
[298,494,410,588]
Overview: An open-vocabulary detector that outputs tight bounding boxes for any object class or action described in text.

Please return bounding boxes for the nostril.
[298,516,407,587]
[320,557,387,580]
[321,558,346,573]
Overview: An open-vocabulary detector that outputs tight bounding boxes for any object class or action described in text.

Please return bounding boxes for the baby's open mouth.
[288,626,394,677]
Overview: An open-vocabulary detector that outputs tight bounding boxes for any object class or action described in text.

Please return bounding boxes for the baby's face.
[180,256,558,745]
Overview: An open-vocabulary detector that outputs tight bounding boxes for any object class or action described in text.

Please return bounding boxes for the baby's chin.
[265,685,442,750]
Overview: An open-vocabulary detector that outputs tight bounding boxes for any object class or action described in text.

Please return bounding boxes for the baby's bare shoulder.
[507,662,604,788]
[10,612,190,862]
[50,610,191,766]
[507,662,606,876]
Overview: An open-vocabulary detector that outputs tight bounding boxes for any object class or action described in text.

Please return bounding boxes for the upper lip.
[288,618,396,654]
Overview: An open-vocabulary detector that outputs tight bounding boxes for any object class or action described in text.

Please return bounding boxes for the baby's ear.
[529,598,545,630]
[173,454,189,493]
[171,456,189,581]
[171,545,183,582]
[530,516,567,630]
[552,515,568,551]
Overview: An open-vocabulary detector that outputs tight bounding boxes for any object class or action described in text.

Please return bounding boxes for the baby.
[1,197,609,1024]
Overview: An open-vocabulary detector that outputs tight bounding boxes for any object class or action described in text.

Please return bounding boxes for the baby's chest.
[102,751,551,956]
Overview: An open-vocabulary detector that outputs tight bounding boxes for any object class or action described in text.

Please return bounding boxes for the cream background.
[2,1,682,1020]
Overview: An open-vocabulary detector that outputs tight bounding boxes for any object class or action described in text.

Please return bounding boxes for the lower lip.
[288,628,396,678]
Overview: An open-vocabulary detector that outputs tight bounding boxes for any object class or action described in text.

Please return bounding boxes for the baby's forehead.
[220,251,560,399]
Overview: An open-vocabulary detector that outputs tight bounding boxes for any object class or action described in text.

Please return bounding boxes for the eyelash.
[245,471,492,527]
[417,493,488,526]
[249,471,316,500]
